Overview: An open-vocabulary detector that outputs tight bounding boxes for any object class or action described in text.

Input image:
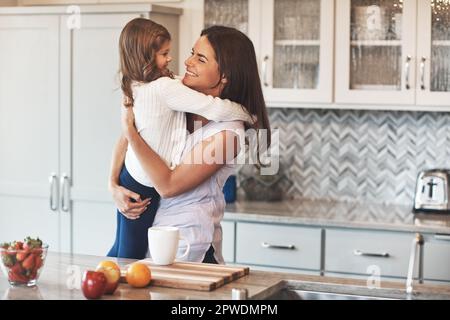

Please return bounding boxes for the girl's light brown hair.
[119,18,173,107]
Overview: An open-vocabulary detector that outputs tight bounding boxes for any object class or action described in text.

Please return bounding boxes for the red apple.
[81,270,107,299]
[96,266,120,294]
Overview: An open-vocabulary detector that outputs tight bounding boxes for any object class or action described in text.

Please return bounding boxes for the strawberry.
[1,253,16,268]
[10,241,23,251]
[0,242,10,250]
[22,254,35,270]
[34,254,43,270]
[10,262,23,275]
[8,270,28,283]
[16,250,29,262]
[23,237,42,251]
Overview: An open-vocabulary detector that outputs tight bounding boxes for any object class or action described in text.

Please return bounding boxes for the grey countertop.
[2,252,449,300]
[224,198,450,235]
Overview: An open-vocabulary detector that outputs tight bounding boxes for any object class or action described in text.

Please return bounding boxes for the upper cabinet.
[416,0,450,106]
[201,0,449,110]
[260,0,334,105]
[335,0,417,105]
[336,0,450,109]
[202,0,334,106]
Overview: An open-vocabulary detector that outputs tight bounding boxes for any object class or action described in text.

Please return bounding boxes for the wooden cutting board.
[120,259,250,291]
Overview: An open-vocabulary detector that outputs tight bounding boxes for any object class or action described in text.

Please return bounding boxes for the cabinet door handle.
[261,242,296,250]
[262,55,269,87]
[353,250,390,258]
[49,173,58,211]
[60,173,70,212]
[435,234,450,241]
[405,55,412,90]
[420,57,426,90]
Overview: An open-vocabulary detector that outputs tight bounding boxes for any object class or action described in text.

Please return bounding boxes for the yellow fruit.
[126,263,151,288]
[95,260,121,294]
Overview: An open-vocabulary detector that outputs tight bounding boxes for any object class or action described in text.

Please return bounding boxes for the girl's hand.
[121,106,138,140]
[110,183,151,220]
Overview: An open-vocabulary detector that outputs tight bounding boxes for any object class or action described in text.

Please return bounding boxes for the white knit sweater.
[124,76,253,187]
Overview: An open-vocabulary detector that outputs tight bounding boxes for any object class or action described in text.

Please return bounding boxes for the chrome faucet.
[406,233,424,296]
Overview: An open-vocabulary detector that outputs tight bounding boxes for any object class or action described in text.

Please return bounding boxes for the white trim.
[266,102,450,112]
[0,3,182,15]
[275,40,321,46]
[350,40,402,46]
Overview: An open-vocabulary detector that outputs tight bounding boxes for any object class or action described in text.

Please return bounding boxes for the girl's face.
[182,36,224,97]
[156,41,172,71]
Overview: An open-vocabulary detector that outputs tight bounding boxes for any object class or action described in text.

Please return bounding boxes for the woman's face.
[155,40,172,71]
[182,36,224,97]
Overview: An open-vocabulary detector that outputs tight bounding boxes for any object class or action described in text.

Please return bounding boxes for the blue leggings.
[107,166,160,259]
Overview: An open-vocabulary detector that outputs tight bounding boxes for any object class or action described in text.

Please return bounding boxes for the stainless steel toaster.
[413,169,450,214]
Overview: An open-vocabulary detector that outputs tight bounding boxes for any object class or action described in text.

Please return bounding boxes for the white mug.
[148,226,190,265]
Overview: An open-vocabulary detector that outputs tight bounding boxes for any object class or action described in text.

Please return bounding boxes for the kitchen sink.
[256,280,410,300]
[264,289,394,300]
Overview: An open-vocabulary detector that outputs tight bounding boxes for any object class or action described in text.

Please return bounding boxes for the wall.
[0,0,18,6]
[258,108,450,206]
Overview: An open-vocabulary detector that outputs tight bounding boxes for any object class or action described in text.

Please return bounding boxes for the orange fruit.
[125,263,151,288]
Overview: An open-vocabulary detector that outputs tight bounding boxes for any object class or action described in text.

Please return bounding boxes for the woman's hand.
[121,105,138,141]
[110,183,151,220]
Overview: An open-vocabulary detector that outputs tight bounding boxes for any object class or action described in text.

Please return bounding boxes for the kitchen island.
[1,252,450,300]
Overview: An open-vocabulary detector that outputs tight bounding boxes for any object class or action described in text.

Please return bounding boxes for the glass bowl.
[0,244,48,287]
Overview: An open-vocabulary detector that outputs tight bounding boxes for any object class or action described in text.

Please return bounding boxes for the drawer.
[236,222,321,270]
[424,234,450,281]
[325,229,414,278]
[222,221,235,263]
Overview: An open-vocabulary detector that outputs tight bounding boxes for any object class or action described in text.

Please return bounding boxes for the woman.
[110,26,270,264]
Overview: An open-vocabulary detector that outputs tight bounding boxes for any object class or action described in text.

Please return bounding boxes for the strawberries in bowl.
[0,237,48,287]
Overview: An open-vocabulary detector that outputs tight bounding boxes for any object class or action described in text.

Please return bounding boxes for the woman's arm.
[109,134,151,219]
[122,107,240,198]
[157,77,255,124]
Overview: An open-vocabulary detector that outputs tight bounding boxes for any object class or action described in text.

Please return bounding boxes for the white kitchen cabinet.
[236,222,322,271]
[0,4,181,255]
[260,0,334,106]
[335,0,417,106]
[325,228,415,278]
[423,234,450,282]
[201,0,334,106]
[0,15,67,252]
[335,0,450,109]
[222,220,235,263]
[416,0,450,106]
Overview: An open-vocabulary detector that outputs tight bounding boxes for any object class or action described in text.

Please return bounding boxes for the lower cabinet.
[325,229,414,278]
[423,234,450,282]
[235,222,322,271]
[222,221,235,263]
[223,219,450,283]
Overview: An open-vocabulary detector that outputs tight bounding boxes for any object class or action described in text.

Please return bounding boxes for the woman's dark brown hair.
[119,18,173,107]
[201,26,271,150]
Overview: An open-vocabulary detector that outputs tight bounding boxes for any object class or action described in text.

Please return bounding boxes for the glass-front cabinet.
[203,0,334,106]
[260,0,334,105]
[335,0,417,105]
[416,0,450,106]
[336,0,450,108]
[201,0,449,109]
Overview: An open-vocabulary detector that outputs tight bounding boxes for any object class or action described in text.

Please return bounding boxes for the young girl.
[107,18,254,259]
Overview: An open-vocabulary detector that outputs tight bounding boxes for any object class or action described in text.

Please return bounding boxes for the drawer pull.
[435,234,450,241]
[261,242,296,250]
[353,250,390,258]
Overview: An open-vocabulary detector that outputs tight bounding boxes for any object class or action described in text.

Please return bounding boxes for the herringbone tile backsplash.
[241,108,450,206]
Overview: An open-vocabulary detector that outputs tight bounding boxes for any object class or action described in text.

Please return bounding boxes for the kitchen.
[1,0,450,304]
